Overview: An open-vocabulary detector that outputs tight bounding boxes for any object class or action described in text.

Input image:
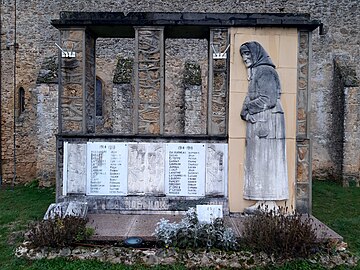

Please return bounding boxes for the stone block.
[297,162,309,182]
[228,92,247,139]
[44,202,88,220]
[277,68,297,94]
[279,34,298,68]
[128,143,165,195]
[63,142,86,194]
[281,93,297,139]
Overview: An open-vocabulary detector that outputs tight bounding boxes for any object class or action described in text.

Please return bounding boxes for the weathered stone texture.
[209,29,228,135]
[297,31,310,139]
[34,84,58,186]
[84,32,96,134]
[0,0,359,185]
[343,88,360,185]
[184,62,206,134]
[60,30,84,133]
[164,39,208,134]
[135,28,164,134]
[112,84,134,134]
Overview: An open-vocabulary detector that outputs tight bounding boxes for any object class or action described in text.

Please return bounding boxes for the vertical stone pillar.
[208,28,229,135]
[342,84,360,186]
[113,57,134,134]
[58,28,96,134]
[184,62,203,134]
[134,27,164,135]
[333,56,360,186]
[84,32,96,134]
[296,31,312,213]
[57,28,95,199]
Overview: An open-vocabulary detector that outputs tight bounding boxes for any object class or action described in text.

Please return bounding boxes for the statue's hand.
[246,114,256,124]
[240,106,248,121]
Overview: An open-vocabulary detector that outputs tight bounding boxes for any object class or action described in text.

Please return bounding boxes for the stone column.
[333,56,360,187]
[57,28,95,198]
[184,62,203,134]
[296,31,312,213]
[84,32,96,134]
[113,57,134,134]
[134,27,164,135]
[343,85,360,186]
[58,28,96,134]
[208,28,229,135]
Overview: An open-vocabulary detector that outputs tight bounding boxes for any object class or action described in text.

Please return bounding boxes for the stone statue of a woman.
[240,41,289,213]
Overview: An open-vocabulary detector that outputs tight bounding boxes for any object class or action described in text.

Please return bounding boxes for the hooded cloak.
[240,41,289,201]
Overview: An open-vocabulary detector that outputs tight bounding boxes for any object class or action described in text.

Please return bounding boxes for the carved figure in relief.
[239,41,289,213]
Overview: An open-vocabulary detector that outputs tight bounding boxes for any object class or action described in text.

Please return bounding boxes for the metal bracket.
[55,43,76,58]
[212,44,230,60]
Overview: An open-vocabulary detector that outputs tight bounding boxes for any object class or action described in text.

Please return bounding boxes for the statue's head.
[240,41,275,68]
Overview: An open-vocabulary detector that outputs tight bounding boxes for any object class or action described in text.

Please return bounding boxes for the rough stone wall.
[0,0,359,184]
[164,39,208,135]
[333,56,360,186]
[96,38,135,134]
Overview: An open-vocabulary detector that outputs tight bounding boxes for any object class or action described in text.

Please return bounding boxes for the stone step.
[87,214,343,243]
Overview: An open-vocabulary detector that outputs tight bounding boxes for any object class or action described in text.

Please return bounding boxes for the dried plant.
[242,206,318,259]
[27,214,93,248]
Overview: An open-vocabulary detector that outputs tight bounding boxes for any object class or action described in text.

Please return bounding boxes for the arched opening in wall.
[18,87,25,116]
[164,39,208,135]
[95,77,103,117]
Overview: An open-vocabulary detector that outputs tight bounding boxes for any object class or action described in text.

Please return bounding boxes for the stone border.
[15,244,358,269]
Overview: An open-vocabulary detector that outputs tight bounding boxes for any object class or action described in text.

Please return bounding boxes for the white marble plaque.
[63,142,87,195]
[196,205,223,223]
[128,143,165,195]
[206,144,228,196]
[86,142,128,195]
[165,143,205,196]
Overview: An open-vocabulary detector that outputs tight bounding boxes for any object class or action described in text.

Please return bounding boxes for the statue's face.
[241,49,252,68]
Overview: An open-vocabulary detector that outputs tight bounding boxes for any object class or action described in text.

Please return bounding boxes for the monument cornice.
[51,12,321,38]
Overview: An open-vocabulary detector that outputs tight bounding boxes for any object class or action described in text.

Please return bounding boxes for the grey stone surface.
[128,143,165,195]
[64,142,86,194]
[205,143,227,196]
[81,195,229,214]
[44,201,88,219]
[333,57,360,186]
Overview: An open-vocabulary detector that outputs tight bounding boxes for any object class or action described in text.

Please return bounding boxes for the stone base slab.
[59,195,228,214]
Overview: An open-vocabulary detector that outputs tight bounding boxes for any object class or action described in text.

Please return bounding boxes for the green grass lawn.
[0,181,359,269]
[312,180,360,257]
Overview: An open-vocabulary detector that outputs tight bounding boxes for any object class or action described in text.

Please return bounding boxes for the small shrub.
[27,214,93,248]
[242,207,318,259]
[154,208,238,251]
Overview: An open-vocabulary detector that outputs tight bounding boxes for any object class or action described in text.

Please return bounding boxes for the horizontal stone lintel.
[57,133,227,142]
[52,12,321,38]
